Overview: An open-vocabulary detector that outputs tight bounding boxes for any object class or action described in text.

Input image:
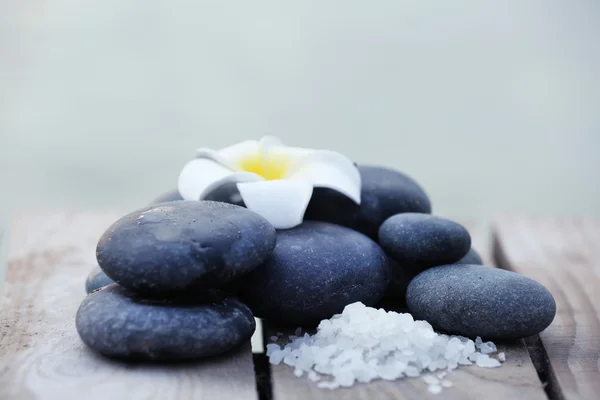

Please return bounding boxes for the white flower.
[178,136,361,229]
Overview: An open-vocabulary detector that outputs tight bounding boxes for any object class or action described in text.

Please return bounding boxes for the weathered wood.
[264,221,546,399]
[494,218,600,400]
[0,212,258,400]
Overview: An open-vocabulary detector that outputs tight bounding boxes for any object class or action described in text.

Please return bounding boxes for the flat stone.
[304,165,431,238]
[379,213,471,265]
[406,264,557,339]
[238,221,390,325]
[457,248,483,265]
[85,266,115,294]
[76,285,255,360]
[97,201,276,294]
[150,189,183,204]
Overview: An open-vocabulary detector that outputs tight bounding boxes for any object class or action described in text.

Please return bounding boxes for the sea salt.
[428,384,442,394]
[480,341,497,354]
[267,302,504,393]
[498,352,506,362]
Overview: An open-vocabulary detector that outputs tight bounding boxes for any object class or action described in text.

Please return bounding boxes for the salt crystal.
[476,354,502,368]
[498,352,506,362]
[423,375,439,385]
[428,384,442,394]
[475,336,483,348]
[480,341,497,354]
[267,302,502,391]
[269,350,284,365]
[266,343,280,356]
[270,336,278,342]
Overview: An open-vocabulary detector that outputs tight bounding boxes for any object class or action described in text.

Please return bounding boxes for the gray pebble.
[379,213,471,265]
[406,264,556,339]
[85,266,115,293]
[76,285,255,360]
[96,201,276,295]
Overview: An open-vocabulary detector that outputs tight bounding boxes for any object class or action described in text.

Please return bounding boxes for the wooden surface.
[0,212,258,400]
[494,218,600,400]
[3,214,597,399]
[264,221,547,400]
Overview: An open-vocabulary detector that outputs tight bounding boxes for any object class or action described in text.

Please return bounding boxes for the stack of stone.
[76,201,277,361]
[78,164,556,361]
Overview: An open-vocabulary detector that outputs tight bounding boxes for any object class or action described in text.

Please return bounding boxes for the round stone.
[97,201,277,294]
[457,248,483,265]
[203,183,245,207]
[150,189,183,205]
[378,213,471,265]
[304,165,432,239]
[406,264,556,339]
[151,185,244,207]
[85,266,115,294]
[382,259,417,303]
[238,222,390,325]
[76,285,255,360]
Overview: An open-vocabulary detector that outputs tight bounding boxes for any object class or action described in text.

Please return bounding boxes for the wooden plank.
[264,220,546,399]
[494,218,600,400]
[0,212,258,400]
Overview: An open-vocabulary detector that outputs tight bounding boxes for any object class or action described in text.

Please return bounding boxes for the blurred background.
[1,0,599,224]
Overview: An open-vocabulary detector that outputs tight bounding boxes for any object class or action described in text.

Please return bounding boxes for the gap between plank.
[493,231,565,400]
[252,319,273,400]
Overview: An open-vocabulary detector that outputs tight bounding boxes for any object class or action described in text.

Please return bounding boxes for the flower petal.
[237,180,313,229]
[178,158,263,200]
[285,150,361,203]
[195,148,239,170]
[217,140,260,171]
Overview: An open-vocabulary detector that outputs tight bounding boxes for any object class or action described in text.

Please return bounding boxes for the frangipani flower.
[178,137,361,229]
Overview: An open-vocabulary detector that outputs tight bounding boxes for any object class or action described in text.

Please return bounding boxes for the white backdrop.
[1,0,599,221]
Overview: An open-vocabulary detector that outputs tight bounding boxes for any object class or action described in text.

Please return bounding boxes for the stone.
[203,183,245,207]
[97,201,277,295]
[150,189,183,204]
[150,184,244,206]
[378,213,471,265]
[457,248,483,265]
[406,264,557,339]
[304,165,431,239]
[382,260,421,303]
[238,221,390,325]
[85,266,115,294]
[76,285,255,360]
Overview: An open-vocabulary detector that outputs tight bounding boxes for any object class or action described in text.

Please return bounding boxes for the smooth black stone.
[150,190,183,205]
[203,183,245,207]
[76,285,255,360]
[304,165,431,239]
[238,221,390,325]
[85,266,115,294]
[150,184,244,207]
[97,201,277,294]
[381,259,418,304]
[379,213,471,265]
[457,248,483,265]
[406,264,557,339]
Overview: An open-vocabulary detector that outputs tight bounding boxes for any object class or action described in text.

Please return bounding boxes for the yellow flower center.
[238,153,291,180]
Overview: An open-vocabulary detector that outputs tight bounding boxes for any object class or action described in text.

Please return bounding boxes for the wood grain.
[264,221,546,399]
[0,212,258,400]
[494,218,600,400]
